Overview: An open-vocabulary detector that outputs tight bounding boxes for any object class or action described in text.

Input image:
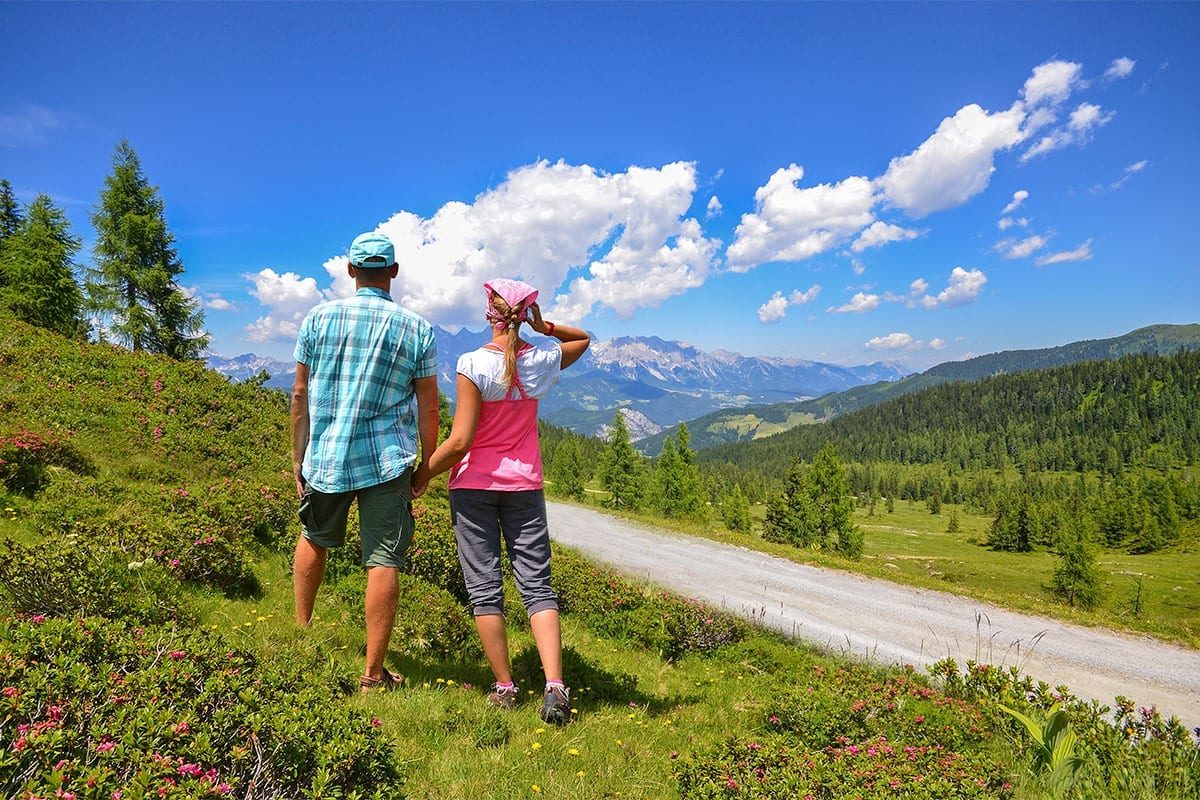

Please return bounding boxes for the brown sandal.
[360,667,404,693]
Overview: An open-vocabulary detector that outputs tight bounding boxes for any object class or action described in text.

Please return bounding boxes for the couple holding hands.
[290,231,589,724]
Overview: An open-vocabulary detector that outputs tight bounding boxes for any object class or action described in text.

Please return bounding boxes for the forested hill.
[697,349,1200,481]
[642,323,1200,455]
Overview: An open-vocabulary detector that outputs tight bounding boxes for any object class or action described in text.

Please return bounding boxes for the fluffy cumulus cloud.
[250,160,721,332]
[756,284,821,324]
[922,267,988,308]
[1105,57,1136,80]
[827,291,881,314]
[876,103,1027,218]
[183,286,235,313]
[850,221,921,253]
[929,337,946,350]
[245,269,324,341]
[865,332,921,351]
[725,164,875,270]
[1036,239,1094,266]
[1001,190,1029,215]
[1022,60,1084,108]
[1022,101,1115,161]
[995,234,1049,259]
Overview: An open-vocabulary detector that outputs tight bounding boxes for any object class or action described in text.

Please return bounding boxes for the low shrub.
[405,501,469,605]
[0,616,404,800]
[0,536,189,625]
[331,572,481,662]
[32,477,261,598]
[552,548,746,661]
[0,430,95,495]
[675,735,1015,799]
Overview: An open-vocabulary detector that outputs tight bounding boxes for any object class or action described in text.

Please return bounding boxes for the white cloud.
[995,234,1049,259]
[304,160,719,327]
[1100,159,1150,193]
[884,277,929,308]
[757,292,790,324]
[1001,189,1029,215]
[1105,57,1136,80]
[1036,239,1093,266]
[923,267,988,308]
[827,291,881,314]
[182,286,236,312]
[850,256,866,275]
[757,284,821,324]
[1022,60,1084,107]
[850,221,921,252]
[865,332,919,351]
[997,216,1031,230]
[245,269,325,341]
[1021,102,1115,161]
[929,338,946,350]
[706,195,723,219]
[726,164,875,270]
[0,104,67,147]
[876,103,1026,218]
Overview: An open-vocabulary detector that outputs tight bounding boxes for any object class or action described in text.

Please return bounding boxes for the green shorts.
[298,472,414,569]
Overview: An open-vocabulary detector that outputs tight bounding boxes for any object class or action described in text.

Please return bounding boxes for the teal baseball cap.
[348,231,396,268]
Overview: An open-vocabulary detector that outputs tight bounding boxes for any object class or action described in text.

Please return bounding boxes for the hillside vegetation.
[641,323,1200,455]
[2,312,1198,798]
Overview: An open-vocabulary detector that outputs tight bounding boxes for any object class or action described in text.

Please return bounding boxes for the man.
[291,231,438,692]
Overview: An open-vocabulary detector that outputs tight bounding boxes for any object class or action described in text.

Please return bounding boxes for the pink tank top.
[448,342,562,491]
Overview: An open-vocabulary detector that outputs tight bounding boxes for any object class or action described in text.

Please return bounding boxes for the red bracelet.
[544,321,556,336]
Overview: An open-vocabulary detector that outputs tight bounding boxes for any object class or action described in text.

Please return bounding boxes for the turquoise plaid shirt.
[294,287,437,493]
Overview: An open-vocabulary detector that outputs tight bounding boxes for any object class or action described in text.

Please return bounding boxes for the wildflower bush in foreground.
[0,616,403,800]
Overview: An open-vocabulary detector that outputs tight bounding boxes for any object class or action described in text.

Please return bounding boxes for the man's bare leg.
[293,535,327,626]
[364,566,399,680]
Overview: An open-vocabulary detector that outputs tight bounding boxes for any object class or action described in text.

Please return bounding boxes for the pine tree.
[723,483,752,533]
[811,443,861,558]
[599,411,642,509]
[0,194,85,337]
[0,179,22,290]
[551,438,589,501]
[946,510,960,533]
[928,491,942,515]
[1051,518,1102,609]
[655,423,706,518]
[86,140,208,359]
[0,179,21,245]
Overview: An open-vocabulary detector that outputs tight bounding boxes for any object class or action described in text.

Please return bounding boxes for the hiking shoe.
[487,682,519,709]
[539,685,572,725]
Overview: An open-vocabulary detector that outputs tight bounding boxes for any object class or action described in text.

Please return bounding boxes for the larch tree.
[86,140,208,359]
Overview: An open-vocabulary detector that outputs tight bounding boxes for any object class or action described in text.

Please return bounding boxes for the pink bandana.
[484,278,538,330]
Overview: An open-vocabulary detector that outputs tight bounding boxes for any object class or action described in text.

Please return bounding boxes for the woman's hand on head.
[529,303,548,334]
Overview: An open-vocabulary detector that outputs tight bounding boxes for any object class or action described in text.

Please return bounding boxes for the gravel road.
[546,501,1200,729]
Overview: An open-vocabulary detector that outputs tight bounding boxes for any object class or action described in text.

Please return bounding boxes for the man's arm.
[413,373,440,473]
[290,362,311,498]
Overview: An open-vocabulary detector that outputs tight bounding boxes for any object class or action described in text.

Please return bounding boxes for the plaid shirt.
[294,287,437,493]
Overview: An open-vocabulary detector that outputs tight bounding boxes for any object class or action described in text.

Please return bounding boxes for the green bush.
[675,735,1014,799]
[552,548,745,661]
[32,476,261,598]
[0,617,404,800]
[0,536,189,625]
[331,572,481,662]
[0,430,94,495]
[404,501,469,605]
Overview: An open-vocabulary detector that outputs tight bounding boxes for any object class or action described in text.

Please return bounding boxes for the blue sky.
[2,2,1197,368]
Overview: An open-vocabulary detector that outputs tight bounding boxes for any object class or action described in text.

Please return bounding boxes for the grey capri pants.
[449,488,559,617]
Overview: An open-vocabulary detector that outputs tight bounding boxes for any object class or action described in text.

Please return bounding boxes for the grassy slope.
[3,312,1195,798]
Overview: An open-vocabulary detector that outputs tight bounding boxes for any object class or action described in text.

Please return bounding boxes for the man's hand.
[293,464,306,499]
[411,462,431,498]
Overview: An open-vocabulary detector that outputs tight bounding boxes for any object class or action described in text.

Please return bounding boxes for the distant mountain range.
[638,323,1200,455]
[206,329,911,437]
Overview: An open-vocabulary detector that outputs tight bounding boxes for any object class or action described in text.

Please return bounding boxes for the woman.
[412,278,589,723]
